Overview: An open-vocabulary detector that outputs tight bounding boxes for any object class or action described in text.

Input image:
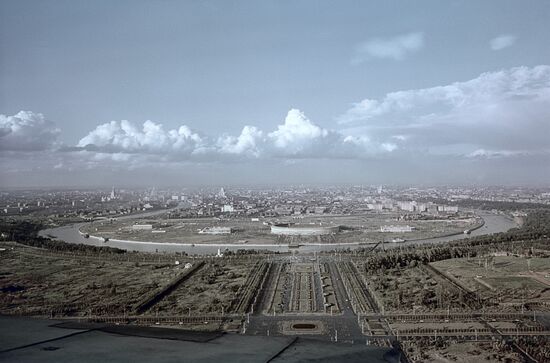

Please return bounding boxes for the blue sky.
[1,1,549,187]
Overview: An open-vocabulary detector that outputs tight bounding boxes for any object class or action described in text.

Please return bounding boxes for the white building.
[221,204,234,213]
[367,203,385,211]
[132,224,153,230]
[397,201,415,212]
[199,226,233,234]
[380,225,415,233]
[416,203,428,212]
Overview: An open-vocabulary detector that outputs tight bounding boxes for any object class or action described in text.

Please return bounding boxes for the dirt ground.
[0,244,187,316]
[401,340,522,362]
[362,266,463,313]
[0,243,260,317]
[152,259,255,315]
[431,255,550,308]
[360,255,550,314]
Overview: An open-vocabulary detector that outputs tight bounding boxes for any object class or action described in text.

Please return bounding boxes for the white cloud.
[392,135,408,141]
[467,149,523,158]
[217,126,263,156]
[267,109,332,154]
[342,135,398,155]
[77,120,205,156]
[265,109,397,158]
[8,63,548,178]
[338,65,550,156]
[0,111,60,151]
[490,35,517,50]
[73,109,396,162]
[352,32,424,63]
[381,143,398,152]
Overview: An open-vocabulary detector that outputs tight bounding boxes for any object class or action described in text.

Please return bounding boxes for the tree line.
[357,209,550,273]
[0,219,126,255]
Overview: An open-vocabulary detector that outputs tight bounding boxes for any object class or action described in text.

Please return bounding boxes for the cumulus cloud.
[0,111,60,151]
[467,149,524,158]
[77,120,205,156]
[7,65,548,180]
[341,135,398,155]
[490,34,517,50]
[74,109,396,162]
[352,32,424,63]
[217,126,263,156]
[338,65,550,157]
[263,109,397,158]
[267,109,338,156]
[269,109,328,147]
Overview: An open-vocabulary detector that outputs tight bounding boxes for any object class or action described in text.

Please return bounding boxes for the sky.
[1,0,549,187]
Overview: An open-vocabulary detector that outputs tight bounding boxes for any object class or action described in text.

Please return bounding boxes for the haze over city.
[1,1,549,187]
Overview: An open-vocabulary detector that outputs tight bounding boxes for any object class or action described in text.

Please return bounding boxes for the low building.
[221,204,234,213]
[132,224,153,230]
[270,223,340,236]
[380,225,415,233]
[198,226,233,234]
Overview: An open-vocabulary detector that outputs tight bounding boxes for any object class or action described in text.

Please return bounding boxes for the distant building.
[438,205,458,213]
[380,225,415,233]
[367,203,384,211]
[199,226,233,234]
[397,201,416,212]
[416,203,428,212]
[132,224,153,230]
[218,188,226,199]
[270,223,340,236]
[274,206,293,215]
[221,204,234,213]
[314,206,327,214]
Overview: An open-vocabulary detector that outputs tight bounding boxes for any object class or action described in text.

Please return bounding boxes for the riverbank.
[39,211,517,256]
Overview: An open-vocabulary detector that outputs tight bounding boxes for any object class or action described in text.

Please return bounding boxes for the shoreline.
[72,212,488,248]
[38,210,518,255]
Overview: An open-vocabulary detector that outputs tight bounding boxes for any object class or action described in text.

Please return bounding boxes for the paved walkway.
[0,316,398,363]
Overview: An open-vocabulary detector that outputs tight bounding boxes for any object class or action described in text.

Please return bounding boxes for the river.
[39,210,517,256]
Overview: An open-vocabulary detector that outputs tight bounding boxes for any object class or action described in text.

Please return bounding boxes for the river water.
[39,211,517,256]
